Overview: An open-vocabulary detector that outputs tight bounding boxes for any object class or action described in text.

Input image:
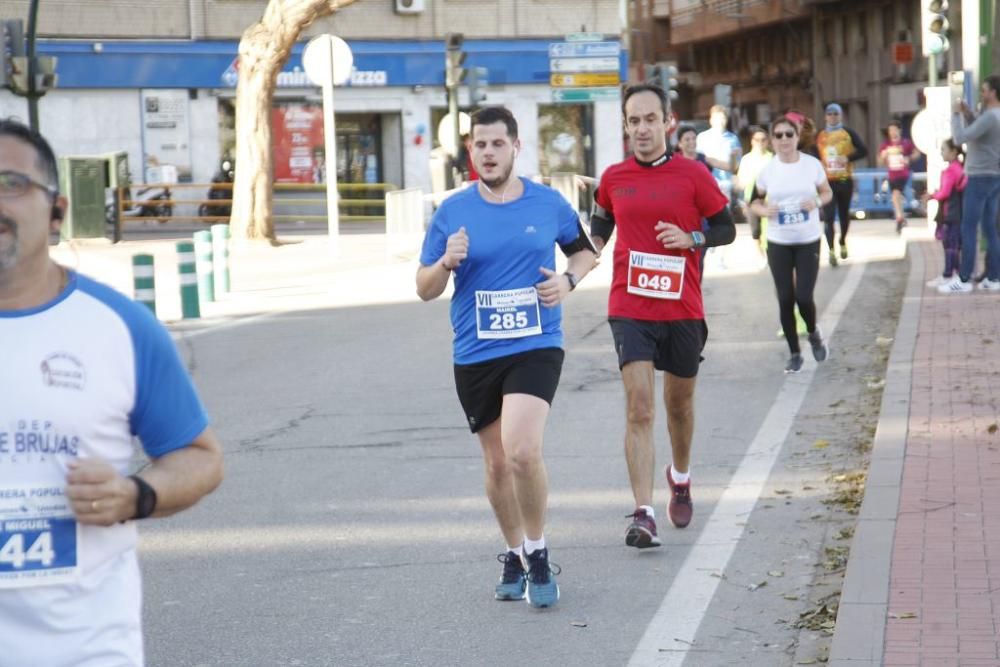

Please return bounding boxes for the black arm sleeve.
[749,183,763,206]
[558,219,599,257]
[590,200,615,244]
[704,205,736,248]
[847,128,868,162]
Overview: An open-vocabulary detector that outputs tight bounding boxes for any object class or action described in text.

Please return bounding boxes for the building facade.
[0,0,627,190]
[628,0,975,161]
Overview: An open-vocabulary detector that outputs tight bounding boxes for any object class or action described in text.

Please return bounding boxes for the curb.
[828,240,923,665]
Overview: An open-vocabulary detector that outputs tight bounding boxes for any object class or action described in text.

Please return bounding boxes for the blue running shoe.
[523,548,560,609]
[494,551,526,601]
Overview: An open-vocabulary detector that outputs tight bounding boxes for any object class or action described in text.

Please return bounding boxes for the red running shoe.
[666,467,693,528]
[625,508,662,548]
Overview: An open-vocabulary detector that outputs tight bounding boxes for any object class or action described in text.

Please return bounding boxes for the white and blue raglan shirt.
[0,271,209,667]
[420,178,582,364]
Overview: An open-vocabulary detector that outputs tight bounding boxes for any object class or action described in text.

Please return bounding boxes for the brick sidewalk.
[884,240,1000,666]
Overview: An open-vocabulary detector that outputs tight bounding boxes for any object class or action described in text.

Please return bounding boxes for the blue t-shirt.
[420,178,581,364]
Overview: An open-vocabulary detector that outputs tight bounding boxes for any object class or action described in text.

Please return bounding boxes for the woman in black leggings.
[750,116,834,373]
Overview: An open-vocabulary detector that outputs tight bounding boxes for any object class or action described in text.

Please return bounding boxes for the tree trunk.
[230,0,358,242]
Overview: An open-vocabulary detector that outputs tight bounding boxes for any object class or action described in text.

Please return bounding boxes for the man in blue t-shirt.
[417,106,597,609]
[0,119,224,666]
[696,104,742,202]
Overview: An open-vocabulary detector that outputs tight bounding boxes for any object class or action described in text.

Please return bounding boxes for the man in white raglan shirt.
[0,118,224,666]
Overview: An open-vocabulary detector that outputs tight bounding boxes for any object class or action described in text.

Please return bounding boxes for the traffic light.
[1,19,26,91]
[468,66,488,107]
[642,63,679,102]
[921,0,950,56]
[445,32,466,89]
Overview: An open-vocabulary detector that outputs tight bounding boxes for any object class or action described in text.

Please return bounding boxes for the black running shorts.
[608,318,708,378]
[453,347,565,433]
[888,176,908,193]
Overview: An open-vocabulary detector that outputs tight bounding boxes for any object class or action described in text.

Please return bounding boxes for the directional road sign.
[565,32,605,42]
[549,56,620,73]
[547,41,621,59]
[550,72,620,87]
[551,86,621,103]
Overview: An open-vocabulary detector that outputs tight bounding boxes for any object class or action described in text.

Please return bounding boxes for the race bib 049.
[475,287,543,339]
[627,250,686,300]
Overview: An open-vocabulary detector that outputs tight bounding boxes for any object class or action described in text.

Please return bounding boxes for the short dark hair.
[984,75,1000,98]
[622,84,669,120]
[0,118,59,194]
[471,107,518,140]
[770,115,799,135]
[675,124,697,141]
[748,125,767,137]
[887,119,902,130]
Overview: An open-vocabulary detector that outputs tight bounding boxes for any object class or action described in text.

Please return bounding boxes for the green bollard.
[193,230,215,303]
[132,254,156,315]
[176,241,200,319]
[211,224,230,297]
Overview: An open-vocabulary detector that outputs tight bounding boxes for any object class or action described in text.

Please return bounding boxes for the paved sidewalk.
[831,234,1000,666]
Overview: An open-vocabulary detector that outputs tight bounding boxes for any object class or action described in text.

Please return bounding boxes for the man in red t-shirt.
[591,84,735,547]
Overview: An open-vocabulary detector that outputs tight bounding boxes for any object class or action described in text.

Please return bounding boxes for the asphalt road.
[137,222,907,666]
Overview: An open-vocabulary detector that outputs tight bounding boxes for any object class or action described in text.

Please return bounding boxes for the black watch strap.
[564,271,578,291]
[129,475,158,520]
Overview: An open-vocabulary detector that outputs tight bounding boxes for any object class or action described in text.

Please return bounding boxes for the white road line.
[628,261,866,667]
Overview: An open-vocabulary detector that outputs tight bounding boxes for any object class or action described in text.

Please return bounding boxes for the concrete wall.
[3,0,622,40]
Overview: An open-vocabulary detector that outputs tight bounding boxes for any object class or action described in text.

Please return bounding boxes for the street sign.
[550,57,620,73]
[550,72,620,87]
[566,32,604,42]
[551,86,620,103]
[548,42,621,59]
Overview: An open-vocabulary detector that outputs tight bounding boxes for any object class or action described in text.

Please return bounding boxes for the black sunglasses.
[772,131,797,139]
[0,170,58,199]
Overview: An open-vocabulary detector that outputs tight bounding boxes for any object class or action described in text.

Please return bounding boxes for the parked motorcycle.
[105,184,174,224]
[198,159,234,219]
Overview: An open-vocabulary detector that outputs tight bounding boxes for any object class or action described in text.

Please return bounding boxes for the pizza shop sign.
[221,59,387,88]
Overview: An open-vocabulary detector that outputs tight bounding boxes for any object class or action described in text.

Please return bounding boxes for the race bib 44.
[627,250,686,300]
[475,287,543,339]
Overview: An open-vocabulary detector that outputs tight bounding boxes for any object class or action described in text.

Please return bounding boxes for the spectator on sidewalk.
[878,120,920,233]
[0,118,224,665]
[922,139,966,287]
[816,103,868,266]
[939,74,1000,294]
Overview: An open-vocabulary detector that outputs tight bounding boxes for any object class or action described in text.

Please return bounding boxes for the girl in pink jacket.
[923,139,966,287]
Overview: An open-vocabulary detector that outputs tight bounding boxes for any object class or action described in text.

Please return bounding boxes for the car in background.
[850,168,927,220]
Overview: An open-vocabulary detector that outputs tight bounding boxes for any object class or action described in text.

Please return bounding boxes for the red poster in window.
[272,103,325,184]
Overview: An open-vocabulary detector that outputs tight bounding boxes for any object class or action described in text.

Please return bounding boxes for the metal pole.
[928,53,938,87]
[450,87,460,187]
[25,0,40,131]
[323,38,340,254]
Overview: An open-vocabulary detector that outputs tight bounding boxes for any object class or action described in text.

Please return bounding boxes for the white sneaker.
[926,275,950,288]
[937,277,973,294]
[980,278,1000,291]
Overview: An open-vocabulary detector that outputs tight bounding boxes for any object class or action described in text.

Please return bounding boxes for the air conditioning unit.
[395,0,425,14]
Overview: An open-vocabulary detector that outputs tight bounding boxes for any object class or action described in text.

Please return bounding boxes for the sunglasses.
[772,131,797,139]
[0,170,57,199]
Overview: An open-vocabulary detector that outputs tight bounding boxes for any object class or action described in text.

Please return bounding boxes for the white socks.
[671,465,690,485]
[523,536,546,555]
[639,504,655,518]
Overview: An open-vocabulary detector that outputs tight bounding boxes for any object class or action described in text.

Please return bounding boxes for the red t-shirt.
[879,139,915,180]
[595,155,728,321]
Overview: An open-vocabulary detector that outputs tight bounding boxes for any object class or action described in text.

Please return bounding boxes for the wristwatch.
[690,231,706,248]
[129,475,158,520]
[563,271,579,291]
